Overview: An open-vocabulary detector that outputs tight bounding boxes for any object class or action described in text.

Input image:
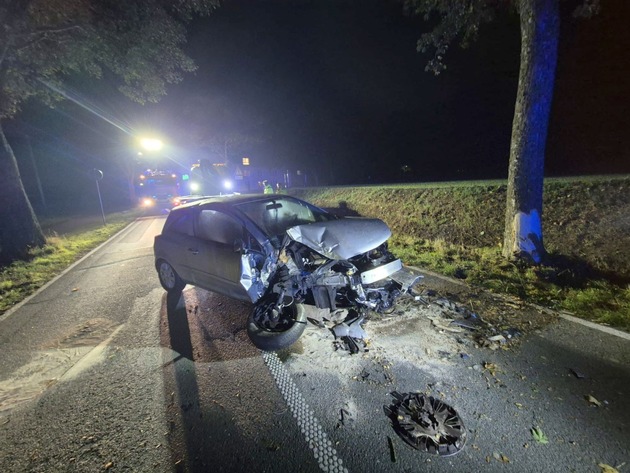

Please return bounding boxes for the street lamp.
[140,137,163,152]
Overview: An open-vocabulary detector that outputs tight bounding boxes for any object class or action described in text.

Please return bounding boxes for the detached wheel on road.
[157,260,186,293]
[247,298,307,351]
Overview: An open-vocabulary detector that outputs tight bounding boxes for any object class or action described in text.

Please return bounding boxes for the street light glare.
[140,137,163,151]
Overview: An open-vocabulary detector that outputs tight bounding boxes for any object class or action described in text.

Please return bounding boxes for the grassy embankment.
[292,176,630,331]
[2,177,628,331]
[0,209,143,315]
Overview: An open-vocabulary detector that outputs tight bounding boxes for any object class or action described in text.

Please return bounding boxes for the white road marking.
[263,351,349,473]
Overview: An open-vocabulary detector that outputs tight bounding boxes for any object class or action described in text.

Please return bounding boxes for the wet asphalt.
[0,217,628,472]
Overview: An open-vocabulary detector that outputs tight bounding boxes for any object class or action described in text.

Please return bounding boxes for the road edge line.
[0,220,140,323]
[556,312,630,341]
[407,265,630,342]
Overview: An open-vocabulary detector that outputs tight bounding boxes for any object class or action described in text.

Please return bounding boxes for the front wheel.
[247,300,307,351]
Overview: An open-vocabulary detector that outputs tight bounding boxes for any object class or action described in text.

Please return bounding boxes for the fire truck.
[186,159,233,196]
[136,169,181,208]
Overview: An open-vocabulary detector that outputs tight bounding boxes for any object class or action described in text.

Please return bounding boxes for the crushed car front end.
[231,195,420,350]
[245,215,419,313]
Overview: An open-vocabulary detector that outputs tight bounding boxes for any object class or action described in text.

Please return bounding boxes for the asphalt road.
[0,217,628,472]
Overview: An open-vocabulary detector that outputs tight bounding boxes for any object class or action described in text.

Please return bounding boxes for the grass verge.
[0,209,141,316]
[389,235,630,331]
[293,176,630,332]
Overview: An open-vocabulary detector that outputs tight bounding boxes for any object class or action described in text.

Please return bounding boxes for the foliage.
[403,0,501,75]
[402,0,600,75]
[0,0,219,119]
[0,0,218,264]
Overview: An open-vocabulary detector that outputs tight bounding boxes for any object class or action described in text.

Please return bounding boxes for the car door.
[154,206,198,285]
[189,206,250,301]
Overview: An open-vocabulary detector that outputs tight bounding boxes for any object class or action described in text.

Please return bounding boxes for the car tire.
[247,302,307,351]
[157,259,186,293]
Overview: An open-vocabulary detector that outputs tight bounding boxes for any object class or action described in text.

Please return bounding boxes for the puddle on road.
[0,319,121,416]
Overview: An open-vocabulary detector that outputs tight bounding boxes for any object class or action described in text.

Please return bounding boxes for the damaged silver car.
[154,195,419,350]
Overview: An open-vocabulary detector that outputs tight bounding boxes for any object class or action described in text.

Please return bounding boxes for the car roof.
[175,193,303,210]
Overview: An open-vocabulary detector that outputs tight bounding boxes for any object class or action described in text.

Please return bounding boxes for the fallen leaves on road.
[531,427,549,444]
[483,362,499,377]
[598,463,620,473]
[585,395,602,407]
[492,452,510,463]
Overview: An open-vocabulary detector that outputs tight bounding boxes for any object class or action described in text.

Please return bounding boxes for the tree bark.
[503,0,559,264]
[0,121,46,265]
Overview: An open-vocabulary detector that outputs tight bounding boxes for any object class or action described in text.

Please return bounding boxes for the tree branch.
[14,24,86,52]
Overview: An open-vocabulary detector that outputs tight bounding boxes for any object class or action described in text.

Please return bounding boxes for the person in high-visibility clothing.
[262,180,274,194]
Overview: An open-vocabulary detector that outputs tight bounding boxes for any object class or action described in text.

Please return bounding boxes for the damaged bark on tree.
[405,0,567,265]
[503,0,559,264]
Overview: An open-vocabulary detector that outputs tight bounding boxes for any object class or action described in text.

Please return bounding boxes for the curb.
[408,265,630,342]
[556,311,630,341]
[0,220,140,323]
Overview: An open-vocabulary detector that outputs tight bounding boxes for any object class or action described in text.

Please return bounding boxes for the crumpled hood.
[286,217,391,260]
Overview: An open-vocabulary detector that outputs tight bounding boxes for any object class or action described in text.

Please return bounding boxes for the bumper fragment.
[390,267,424,292]
[360,259,403,285]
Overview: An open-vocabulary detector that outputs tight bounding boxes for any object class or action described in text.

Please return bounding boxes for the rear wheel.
[247,298,307,351]
[157,260,186,293]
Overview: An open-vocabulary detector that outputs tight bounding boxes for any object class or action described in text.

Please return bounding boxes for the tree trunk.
[503,0,559,264]
[0,121,46,265]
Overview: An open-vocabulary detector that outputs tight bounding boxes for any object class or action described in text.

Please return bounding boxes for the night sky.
[7,0,630,211]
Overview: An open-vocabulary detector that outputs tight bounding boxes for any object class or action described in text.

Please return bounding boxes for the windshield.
[235,197,335,237]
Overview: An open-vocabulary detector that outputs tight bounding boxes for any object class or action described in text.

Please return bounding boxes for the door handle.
[188,248,199,255]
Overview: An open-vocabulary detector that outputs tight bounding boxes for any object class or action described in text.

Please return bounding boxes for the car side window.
[165,209,194,236]
[197,209,243,245]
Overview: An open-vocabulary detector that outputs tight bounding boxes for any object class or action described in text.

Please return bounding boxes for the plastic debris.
[331,314,368,354]
[331,315,367,339]
[450,319,479,331]
[487,334,507,344]
[570,368,586,379]
[503,328,521,339]
[338,408,351,427]
[414,295,429,304]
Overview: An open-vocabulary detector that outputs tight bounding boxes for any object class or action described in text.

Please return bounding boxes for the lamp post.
[91,168,106,225]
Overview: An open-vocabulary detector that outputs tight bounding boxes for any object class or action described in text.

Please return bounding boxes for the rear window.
[164,208,194,236]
